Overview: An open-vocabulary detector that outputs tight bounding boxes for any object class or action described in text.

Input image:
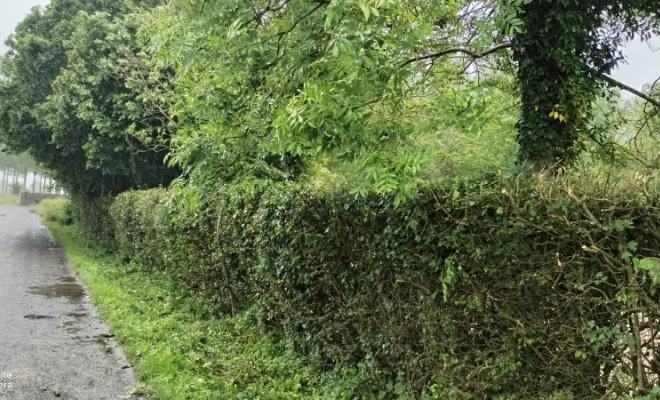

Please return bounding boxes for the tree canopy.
[0,0,659,198]
[0,0,176,197]
[146,0,660,200]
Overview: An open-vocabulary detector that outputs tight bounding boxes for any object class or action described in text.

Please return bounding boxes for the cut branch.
[402,42,513,67]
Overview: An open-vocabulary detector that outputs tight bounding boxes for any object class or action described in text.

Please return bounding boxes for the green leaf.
[636,258,660,284]
[358,3,371,21]
[613,218,633,232]
[637,258,660,272]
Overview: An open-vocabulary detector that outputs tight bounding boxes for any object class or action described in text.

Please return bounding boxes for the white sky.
[611,36,660,98]
[0,0,50,55]
[1,0,659,98]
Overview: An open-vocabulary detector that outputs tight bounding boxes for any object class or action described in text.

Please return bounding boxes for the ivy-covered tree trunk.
[513,2,592,167]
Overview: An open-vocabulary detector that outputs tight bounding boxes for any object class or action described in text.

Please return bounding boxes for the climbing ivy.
[512,0,660,166]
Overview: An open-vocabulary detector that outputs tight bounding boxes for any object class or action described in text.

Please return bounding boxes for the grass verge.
[0,194,20,205]
[36,199,349,400]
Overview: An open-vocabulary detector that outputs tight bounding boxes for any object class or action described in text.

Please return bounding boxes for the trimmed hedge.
[106,176,660,399]
[70,195,116,249]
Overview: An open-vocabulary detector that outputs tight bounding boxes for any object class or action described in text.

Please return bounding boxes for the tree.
[148,0,506,200]
[148,0,660,200]
[512,0,660,166]
[0,0,175,198]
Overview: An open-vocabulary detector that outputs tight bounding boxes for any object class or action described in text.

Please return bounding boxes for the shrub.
[10,182,22,195]
[31,198,72,225]
[109,174,660,399]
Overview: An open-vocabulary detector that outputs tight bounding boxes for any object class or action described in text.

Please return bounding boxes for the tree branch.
[401,42,660,109]
[277,2,325,38]
[263,2,326,70]
[401,42,513,67]
[594,69,660,108]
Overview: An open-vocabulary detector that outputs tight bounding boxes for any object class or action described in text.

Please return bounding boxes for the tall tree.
[0,0,175,198]
[149,0,660,199]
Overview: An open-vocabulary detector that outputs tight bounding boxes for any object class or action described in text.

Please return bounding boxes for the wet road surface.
[0,205,141,399]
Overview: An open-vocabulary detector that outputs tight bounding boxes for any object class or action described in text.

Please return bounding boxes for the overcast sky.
[0,0,50,54]
[1,0,659,97]
[611,36,660,97]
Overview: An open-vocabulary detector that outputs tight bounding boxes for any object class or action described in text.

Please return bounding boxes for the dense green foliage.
[36,202,351,400]
[3,0,658,197]
[5,0,660,398]
[0,0,177,197]
[104,172,660,398]
[146,0,660,191]
[148,0,525,198]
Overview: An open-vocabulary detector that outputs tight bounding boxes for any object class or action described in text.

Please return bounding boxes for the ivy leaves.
[512,0,660,167]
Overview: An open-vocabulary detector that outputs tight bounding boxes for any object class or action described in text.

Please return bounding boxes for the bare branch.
[594,69,660,108]
[401,42,513,67]
[402,42,660,110]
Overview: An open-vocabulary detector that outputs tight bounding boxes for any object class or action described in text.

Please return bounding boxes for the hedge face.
[109,179,660,399]
[70,196,116,249]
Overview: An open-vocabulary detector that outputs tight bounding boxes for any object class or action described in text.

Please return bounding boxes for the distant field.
[0,194,20,205]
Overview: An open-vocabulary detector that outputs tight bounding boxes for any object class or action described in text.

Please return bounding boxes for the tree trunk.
[512,2,595,168]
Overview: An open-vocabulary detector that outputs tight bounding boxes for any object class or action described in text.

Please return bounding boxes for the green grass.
[0,194,20,205]
[31,198,71,220]
[35,199,352,400]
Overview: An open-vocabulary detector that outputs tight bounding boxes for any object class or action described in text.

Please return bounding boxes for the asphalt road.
[0,205,141,399]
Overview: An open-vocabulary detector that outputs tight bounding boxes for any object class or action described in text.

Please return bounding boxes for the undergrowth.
[31,198,72,222]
